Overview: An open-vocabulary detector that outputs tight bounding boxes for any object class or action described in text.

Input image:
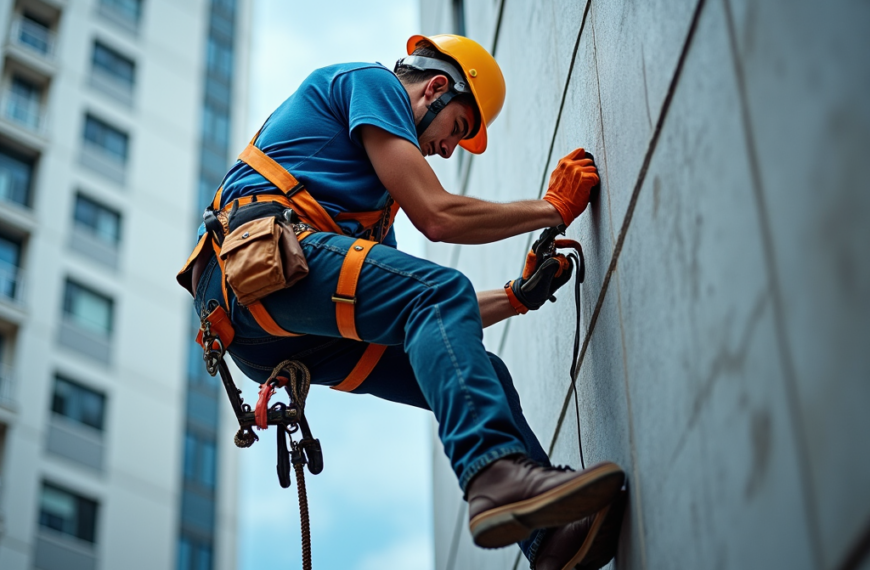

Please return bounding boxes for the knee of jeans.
[436,267,477,306]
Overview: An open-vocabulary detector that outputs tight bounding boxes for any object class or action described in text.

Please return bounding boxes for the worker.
[180,34,626,569]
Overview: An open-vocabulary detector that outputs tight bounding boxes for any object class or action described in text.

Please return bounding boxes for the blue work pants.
[194,232,549,563]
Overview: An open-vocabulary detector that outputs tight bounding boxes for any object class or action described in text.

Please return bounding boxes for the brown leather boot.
[466,456,624,549]
[534,487,627,570]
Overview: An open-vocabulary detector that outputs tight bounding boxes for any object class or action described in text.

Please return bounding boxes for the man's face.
[418,100,475,159]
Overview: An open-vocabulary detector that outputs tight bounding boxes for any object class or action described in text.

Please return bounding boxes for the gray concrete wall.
[422,1,870,569]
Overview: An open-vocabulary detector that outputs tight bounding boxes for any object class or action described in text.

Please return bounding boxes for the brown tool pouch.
[219,215,308,306]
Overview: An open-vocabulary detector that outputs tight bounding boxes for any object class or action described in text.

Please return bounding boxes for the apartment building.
[0,1,250,569]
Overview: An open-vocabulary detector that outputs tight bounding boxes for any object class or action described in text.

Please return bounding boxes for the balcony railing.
[0,260,25,305]
[1,90,43,132]
[79,141,126,185]
[0,362,16,409]
[9,15,56,59]
[89,68,134,107]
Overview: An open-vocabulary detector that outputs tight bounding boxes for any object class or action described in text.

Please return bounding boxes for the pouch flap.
[219,217,277,258]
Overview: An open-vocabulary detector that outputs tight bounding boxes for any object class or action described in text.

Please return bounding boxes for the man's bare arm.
[477,289,517,328]
[360,125,562,244]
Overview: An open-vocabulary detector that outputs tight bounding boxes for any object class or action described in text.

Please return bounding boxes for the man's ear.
[424,75,451,102]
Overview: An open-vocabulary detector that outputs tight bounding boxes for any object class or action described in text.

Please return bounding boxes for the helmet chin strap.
[415,90,459,138]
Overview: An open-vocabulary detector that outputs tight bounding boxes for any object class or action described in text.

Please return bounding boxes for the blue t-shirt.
[217,63,418,247]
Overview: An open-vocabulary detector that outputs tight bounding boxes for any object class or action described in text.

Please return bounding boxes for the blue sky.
[237,2,435,569]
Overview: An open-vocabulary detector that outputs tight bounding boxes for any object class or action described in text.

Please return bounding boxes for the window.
[206,36,233,81]
[183,431,216,489]
[452,0,466,36]
[83,115,128,163]
[201,102,229,149]
[178,535,213,570]
[209,9,234,40]
[38,483,98,543]
[0,146,33,207]
[0,334,11,407]
[205,77,231,108]
[74,194,122,245]
[0,234,21,301]
[63,280,114,336]
[18,12,52,55]
[52,376,106,431]
[6,75,41,129]
[92,42,135,89]
[100,0,142,24]
[198,176,220,211]
[212,0,236,17]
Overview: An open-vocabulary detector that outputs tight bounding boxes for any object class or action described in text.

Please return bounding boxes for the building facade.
[422,1,870,570]
[0,1,249,569]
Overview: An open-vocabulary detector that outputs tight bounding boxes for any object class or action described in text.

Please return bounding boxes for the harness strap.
[196,305,236,348]
[183,137,396,394]
[248,302,305,337]
[333,239,376,341]
[212,238,231,314]
[238,144,343,235]
[331,344,388,392]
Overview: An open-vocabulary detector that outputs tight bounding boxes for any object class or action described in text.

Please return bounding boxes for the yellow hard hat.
[405,34,505,154]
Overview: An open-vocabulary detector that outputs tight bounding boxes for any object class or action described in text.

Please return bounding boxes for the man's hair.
[396,40,480,134]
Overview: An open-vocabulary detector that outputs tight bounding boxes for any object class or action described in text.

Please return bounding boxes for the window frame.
[0,144,34,207]
[38,481,99,544]
[73,192,122,245]
[62,279,115,337]
[83,114,129,164]
[91,40,136,89]
[51,375,107,432]
[183,429,218,490]
[99,0,143,25]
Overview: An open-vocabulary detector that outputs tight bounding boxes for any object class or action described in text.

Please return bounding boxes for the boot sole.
[469,461,625,549]
[564,487,627,570]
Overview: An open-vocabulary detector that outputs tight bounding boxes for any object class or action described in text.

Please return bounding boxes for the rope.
[294,460,312,570]
[255,360,311,429]
[263,359,314,570]
[567,249,586,470]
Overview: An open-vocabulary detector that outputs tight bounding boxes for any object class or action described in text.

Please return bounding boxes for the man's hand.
[504,249,574,314]
[543,148,600,226]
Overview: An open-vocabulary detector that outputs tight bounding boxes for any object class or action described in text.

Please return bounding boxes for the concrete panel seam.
[547,0,710,457]
[491,0,507,57]
[494,0,593,352]
[494,0,593,357]
[572,379,585,469]
[613,271,649,570]
[721,0,823,565]
[533,0,594,203]
[447,0,506,268]
[445,502,468,570]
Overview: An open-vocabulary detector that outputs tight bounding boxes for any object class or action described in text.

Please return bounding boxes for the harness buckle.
[331,294,356,305]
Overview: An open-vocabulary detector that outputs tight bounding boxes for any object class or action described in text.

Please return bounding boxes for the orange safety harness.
[177,134,399,392]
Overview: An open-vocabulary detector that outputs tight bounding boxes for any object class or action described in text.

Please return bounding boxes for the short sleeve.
[330,66,419,149]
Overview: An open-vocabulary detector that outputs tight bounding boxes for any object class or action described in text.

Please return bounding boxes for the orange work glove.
[543,148,600,226]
